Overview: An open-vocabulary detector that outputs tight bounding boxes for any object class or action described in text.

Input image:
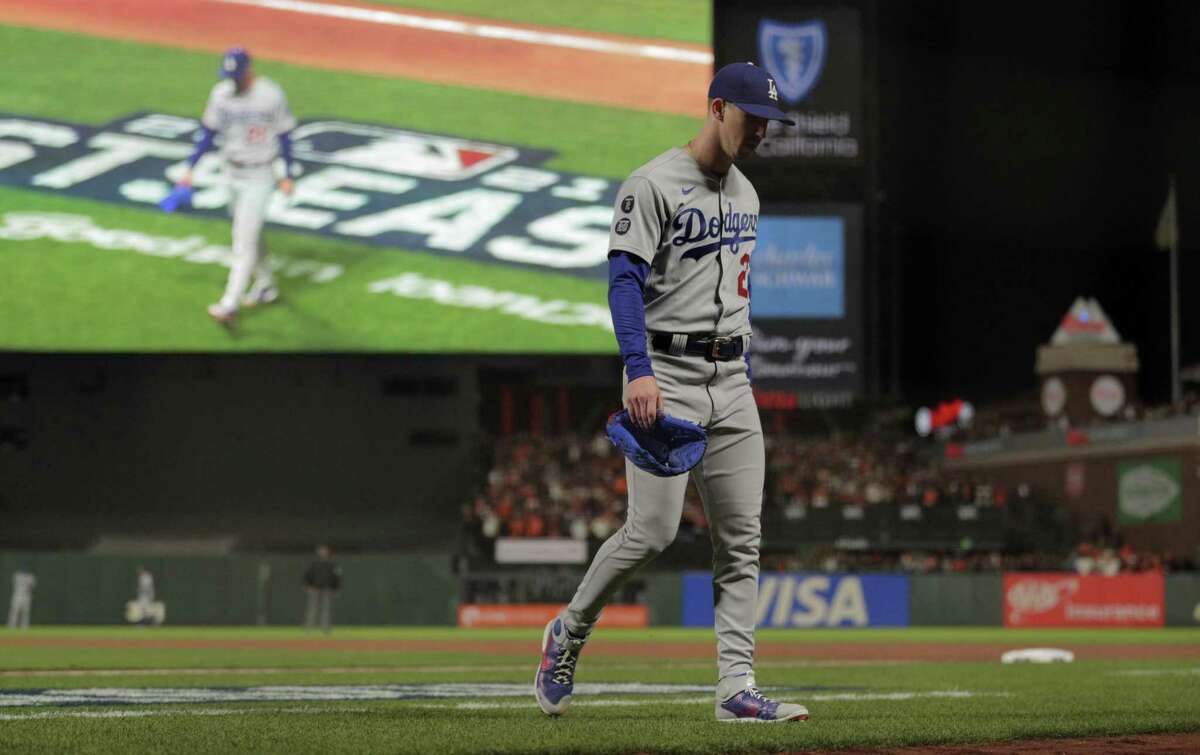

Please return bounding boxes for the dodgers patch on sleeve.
[615,218,631,234]
[620,195,634,213]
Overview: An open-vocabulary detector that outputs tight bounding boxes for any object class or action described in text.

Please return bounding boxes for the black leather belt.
[228,158,272,169]
[650,332,745,361]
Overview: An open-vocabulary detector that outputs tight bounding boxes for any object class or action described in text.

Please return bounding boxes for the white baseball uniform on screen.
[7,569,35,629]
[179,47,296,325]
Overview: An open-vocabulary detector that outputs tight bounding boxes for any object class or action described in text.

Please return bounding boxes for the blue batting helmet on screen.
[219,47,251,80]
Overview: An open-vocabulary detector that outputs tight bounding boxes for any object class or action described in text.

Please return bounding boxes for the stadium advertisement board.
[714,3,864,166]
[749,203,863,405]
[1117,457,1183,525]
[682,572,909,628]
[457,603,647,628]
[1003,573,1164,627]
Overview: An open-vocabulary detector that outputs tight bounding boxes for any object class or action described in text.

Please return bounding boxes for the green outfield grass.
[0,187,612,352]
[364,0,712,45]
[0,626,1197,753]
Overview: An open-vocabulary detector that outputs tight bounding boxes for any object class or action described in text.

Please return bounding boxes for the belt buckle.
[706,336,732,361]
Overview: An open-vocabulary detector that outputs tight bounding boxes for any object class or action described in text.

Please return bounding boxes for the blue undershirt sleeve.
[186,127,216,169]
[278,131,295,178]
[607,251,653,381]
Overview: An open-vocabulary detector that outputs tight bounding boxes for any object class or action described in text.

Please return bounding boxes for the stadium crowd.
[760,544,1194,574]
[763,432,1026,518]
[460,430,1027,549]
[460,432,709,553]
[460,426,1197,573]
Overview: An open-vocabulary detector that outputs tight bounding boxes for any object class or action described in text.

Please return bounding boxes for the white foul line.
[1110,668,1200,677]
[0,706,367,722]
[212,0,714,65]
[0,658,916,678]
[436,690,1013,710]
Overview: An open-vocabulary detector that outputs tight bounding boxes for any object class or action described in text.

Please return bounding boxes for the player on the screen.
[174,47,296,326]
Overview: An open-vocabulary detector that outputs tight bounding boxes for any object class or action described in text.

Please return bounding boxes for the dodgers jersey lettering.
[608,147,758,336]
[201,76,296,166]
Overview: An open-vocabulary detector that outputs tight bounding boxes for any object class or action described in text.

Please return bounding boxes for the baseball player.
[302,545,342,634]
[536,63,808,723]
[7,567,35,630]
[175,47,297,325]
[136,567,155,607]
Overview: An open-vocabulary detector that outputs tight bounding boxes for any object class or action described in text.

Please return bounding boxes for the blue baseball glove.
[158,185,194,213]
[606,410,708,477]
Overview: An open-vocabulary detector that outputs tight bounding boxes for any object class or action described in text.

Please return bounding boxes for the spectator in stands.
[1072,543,1097,575]
[303,545,341,634]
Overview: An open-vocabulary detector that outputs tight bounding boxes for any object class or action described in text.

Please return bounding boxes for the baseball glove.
[158,185,194,213]
[605,410,708,477]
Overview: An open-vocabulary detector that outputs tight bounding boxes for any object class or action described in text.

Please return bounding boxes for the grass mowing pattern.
[0,627,1197,753]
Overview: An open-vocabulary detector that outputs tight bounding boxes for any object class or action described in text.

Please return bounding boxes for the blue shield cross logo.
[758,19,827,104]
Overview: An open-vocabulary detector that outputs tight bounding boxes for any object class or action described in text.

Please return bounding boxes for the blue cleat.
[534,615,587,716]
[715,672,809,723]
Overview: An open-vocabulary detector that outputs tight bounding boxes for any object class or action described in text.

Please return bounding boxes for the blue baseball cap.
[219,47,251,80]
[708,62,795,125]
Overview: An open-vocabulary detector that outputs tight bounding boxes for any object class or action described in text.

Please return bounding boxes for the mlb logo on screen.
[758,18,828,104]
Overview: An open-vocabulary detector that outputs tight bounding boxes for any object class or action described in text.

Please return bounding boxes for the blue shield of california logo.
[758,19,827,104]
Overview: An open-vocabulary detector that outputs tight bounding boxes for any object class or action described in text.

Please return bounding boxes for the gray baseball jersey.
[11,571,35,599]
[608,147,758,336]
[199,76,294,313]
[201,76,296,166]
[137,572,155,602]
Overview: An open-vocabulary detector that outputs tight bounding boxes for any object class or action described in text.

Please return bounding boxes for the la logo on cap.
[767,78,779,102]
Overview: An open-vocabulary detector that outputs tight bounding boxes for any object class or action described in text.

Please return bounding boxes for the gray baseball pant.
[304,589,334,632]
[8,595,31,629]
[564,351,763,680]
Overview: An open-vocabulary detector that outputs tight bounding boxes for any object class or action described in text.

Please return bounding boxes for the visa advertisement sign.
[682,572,909,628]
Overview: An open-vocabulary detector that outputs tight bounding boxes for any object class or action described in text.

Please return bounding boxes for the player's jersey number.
[737,253,750,298]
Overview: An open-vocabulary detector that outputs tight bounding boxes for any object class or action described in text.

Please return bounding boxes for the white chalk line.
[432,690,1013,711]
[0,665,512,678]
[1109,668,1200,677]
[0,659,913,678]
[0,706,367,722]
[0,690,1008,719]
[0,683,1011,709]
[213,0,713,64]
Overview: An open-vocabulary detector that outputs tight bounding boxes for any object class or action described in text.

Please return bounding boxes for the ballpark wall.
[6,552,1197,627]
[909,574,1003,626]
[0,552,456,626]
[1165,574,1200,627]
[0,354,483,551]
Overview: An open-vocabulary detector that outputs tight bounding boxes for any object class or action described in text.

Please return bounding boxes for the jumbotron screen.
[0,3,715,354]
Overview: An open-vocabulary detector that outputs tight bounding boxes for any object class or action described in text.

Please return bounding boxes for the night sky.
[870,0,1200,404]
